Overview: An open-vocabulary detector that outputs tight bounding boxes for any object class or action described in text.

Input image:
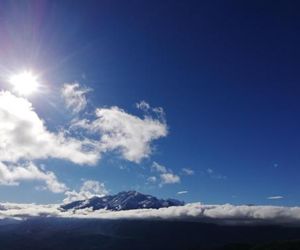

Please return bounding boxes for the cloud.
[75,107,168,163]
[0,88,168,195]
[0,162,67,193]
[182,168,194,175]
[147,176,157,183]
[61,83,91,113]
[152,162,168,173]
[177,191,188,195]
[136,101,166,120]
[136,100,150,111]
[151,162,180,185]
[267,196,284,200]
[2,202,300,225]
[0,91,100,165]
[206,168,227,180]
[160,173,180,184]
[63,180,108,203]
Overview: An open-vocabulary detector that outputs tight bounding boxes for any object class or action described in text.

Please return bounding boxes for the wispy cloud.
[147,176,157,183]
[182,168,194,176]
[151,162,180,185]
[267,196,284,200]
[136,100,151,112]
[177,191,188,195]
[206,168,227,180]
[61,83,91,113]
[136,101,165,120]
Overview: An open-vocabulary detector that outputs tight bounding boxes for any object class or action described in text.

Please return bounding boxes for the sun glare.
[9,71,39,96]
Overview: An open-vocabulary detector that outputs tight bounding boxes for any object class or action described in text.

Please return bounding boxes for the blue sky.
[0,1,299,206]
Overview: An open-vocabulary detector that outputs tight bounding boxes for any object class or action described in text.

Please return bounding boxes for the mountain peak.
[61,191,184,211]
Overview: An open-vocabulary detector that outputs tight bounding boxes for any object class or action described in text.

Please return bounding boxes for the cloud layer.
[1,202,300,225]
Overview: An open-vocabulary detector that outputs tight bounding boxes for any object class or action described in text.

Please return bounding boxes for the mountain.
[61,191,184,211]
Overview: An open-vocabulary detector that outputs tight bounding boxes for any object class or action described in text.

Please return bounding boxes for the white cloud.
[0,88,168,194]
[61,83,91,113]
[63,180,108,203]
[177,191,188,195]
[182,168,194,175]
[136,101,165,120]
[152,161,167,173]
[267,196,284,200]
[151,162,180,185]
[0,91,100,165]
[147,176,157,183]
[136,100,150,111]
[75,107,168,163]
[2,202,300,225]
[160,173,180,184]
[0,162,67,193]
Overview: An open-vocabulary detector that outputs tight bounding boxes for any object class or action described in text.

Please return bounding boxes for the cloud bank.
[1,202,300,225]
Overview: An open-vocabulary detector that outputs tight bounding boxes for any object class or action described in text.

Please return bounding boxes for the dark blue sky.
[0,0,300,205]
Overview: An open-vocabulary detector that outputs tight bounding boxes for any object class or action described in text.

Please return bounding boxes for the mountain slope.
[61,191,184,211]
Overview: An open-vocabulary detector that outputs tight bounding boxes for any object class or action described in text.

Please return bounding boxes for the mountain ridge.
[61,190,184,211]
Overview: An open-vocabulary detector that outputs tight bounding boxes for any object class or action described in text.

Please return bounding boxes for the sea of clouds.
[1,202,300,225]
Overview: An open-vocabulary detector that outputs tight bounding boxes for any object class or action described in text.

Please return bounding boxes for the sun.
[9,71,39,96]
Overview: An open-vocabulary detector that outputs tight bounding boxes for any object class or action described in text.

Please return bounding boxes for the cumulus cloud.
[0,162,67,193]
[0,91,100,165]
[0,88,169,195]
[182,168,194,176]
[64,180,108,203]
[267,196,284,200]
[2,202,300,225]
[61,83,91,113]
[74,107,168,163]
[160,173,180,184]
[151,162,180,185]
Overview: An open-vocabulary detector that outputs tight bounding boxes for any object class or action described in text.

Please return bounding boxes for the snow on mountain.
[61,191,184,211]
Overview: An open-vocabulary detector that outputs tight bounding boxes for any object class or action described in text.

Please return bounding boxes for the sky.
[0,0,299,206]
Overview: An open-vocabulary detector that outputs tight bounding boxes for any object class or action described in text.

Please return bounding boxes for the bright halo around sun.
[9,71,39,96]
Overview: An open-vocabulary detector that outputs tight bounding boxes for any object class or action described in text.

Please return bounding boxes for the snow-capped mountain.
[61,191,184,211]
